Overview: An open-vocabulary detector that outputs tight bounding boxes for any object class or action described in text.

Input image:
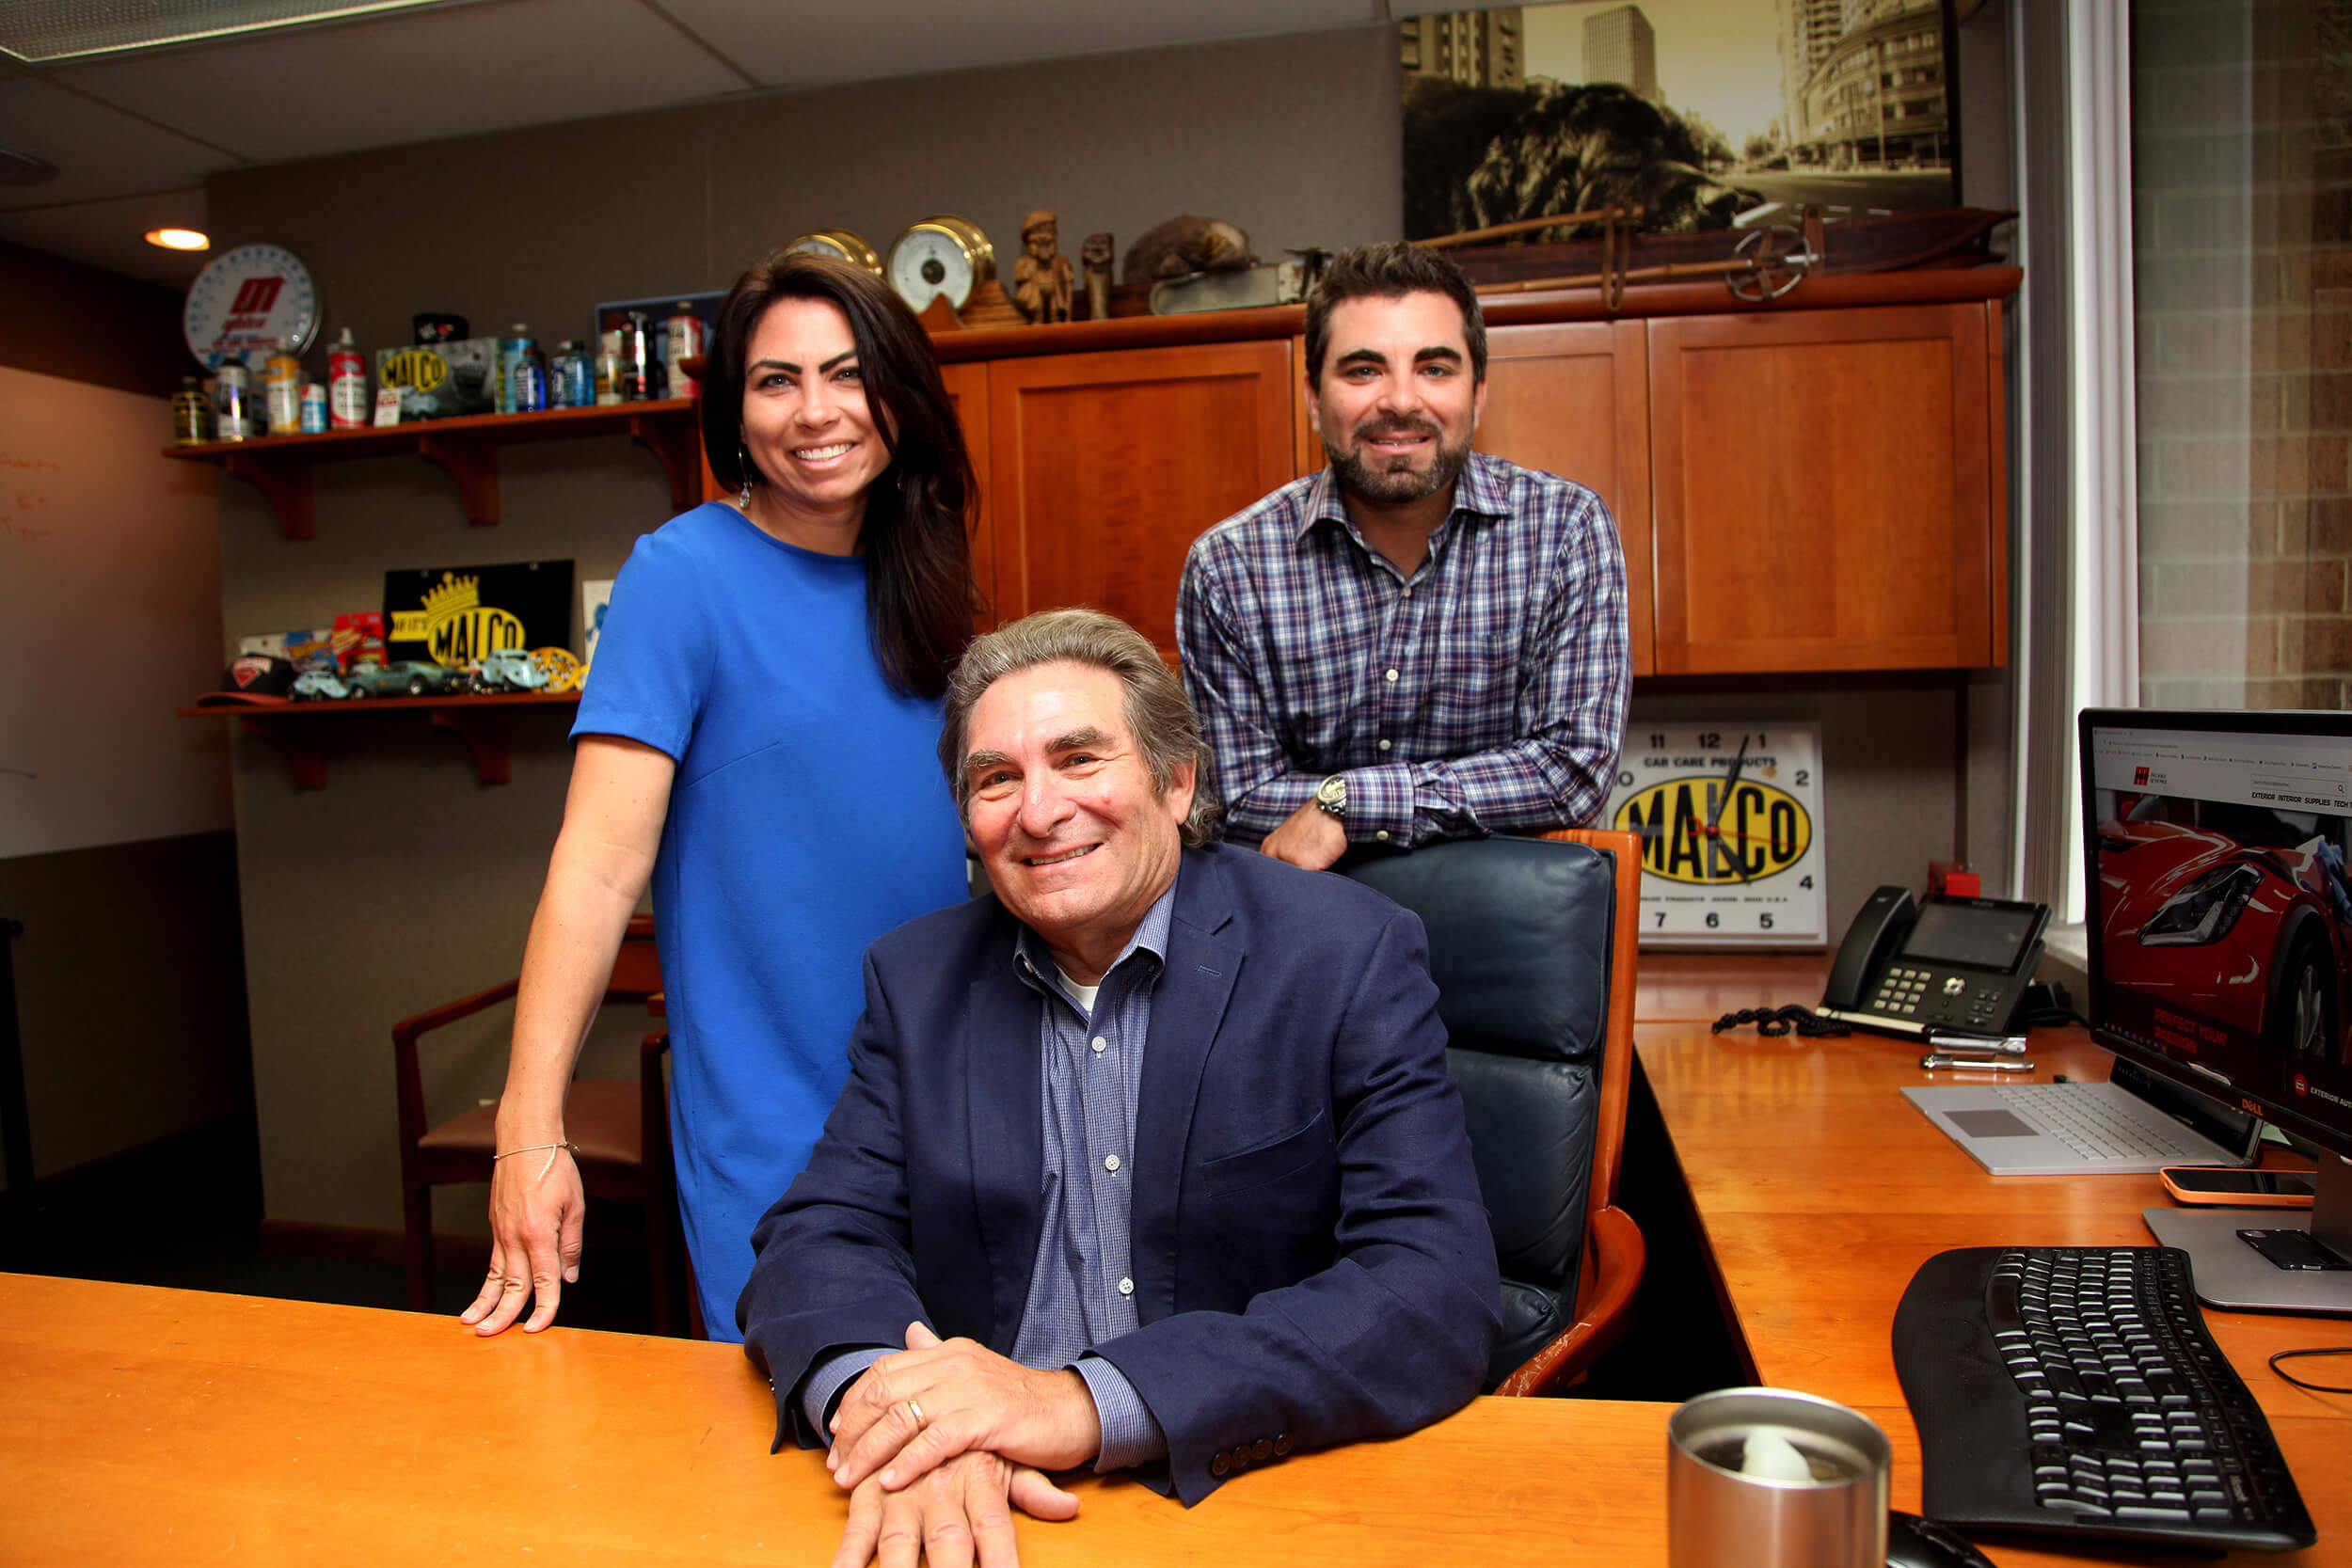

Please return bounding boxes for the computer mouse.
[1886,1510,1996,1568]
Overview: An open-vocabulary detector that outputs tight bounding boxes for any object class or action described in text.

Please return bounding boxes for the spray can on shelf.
[661,304,707,399]
[299,382,329,434]
[617,311,655,401]
[173,376,210,444]
[327,327,368,429]
[214,361,252,442]
[594,330,625,405]
[263,338,304,436]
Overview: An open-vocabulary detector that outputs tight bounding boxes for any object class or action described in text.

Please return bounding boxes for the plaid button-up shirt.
[1176,451,1629,847]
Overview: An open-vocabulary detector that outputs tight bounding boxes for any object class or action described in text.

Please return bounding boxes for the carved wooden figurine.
[1012,210,1075,325]
[1082,232,1115,321]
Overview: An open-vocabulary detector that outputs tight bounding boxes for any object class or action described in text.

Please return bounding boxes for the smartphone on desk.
[1818,885,2051,1039]
[2157,1165,2318,1208]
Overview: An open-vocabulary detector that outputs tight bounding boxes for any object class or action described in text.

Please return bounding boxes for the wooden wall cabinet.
[1474,320,1656,678]
[733,271,2016,676]
[1646,302,2002,673]
[979,340,1296,656]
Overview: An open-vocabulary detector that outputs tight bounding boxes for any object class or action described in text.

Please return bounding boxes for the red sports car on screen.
[2096,800,2352,1067]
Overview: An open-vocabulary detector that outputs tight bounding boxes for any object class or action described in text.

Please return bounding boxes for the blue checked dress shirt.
[1176,451,1629,847]
[799,882,1177,1471]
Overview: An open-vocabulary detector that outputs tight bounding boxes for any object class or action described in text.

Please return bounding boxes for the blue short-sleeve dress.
[574,501,969,1339]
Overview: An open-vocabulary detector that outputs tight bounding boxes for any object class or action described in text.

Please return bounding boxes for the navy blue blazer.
[738,843,1500,1504]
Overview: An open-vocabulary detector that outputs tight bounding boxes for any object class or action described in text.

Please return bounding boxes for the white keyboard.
[1995,1083,2211,1162]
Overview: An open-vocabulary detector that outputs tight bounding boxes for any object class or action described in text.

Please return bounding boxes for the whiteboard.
[0,365,231,858]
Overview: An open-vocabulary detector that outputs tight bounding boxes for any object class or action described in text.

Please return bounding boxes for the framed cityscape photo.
[1400,0,1958,244]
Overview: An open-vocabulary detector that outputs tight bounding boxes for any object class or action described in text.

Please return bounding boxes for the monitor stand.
[2143,1153,2352,1317]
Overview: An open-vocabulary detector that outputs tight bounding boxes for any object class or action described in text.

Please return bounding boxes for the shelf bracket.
[221,454,315,540]
[238,716,326,788]
[417,436,501,527]
[431,709,513,784]
[629,412,702,511]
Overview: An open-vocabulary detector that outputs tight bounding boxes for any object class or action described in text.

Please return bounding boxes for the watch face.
[1604,723,1828,946]
[183,242,320,371]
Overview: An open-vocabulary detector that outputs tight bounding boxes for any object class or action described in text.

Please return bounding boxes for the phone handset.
[1821,885,1917,1011]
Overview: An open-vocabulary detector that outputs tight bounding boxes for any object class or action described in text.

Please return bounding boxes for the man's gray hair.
[939,608,1220,848]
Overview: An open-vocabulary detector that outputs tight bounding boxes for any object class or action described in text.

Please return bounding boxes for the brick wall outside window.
[2134,0,2352,710]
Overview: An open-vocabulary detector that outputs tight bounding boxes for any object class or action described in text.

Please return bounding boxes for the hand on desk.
[458,1144,583,1336]
[829,1323,1102,1493]
[1259,798,1347,871]
[834,1450,1078,1568]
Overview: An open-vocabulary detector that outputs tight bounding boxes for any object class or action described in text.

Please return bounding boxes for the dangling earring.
[736,442,755,509]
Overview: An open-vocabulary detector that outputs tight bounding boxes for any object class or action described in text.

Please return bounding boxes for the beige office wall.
[203,21,2016,1236]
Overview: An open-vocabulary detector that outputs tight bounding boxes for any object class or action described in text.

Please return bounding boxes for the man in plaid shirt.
[1177,242,1630,871]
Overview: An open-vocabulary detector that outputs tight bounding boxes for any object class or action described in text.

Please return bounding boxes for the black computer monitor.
[2078,707,2352,1315]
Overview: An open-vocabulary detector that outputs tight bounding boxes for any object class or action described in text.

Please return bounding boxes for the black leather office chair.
[1345,830,1645,1394]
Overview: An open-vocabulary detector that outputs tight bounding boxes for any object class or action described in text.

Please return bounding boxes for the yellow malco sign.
[389,572,527,665]
[1613,777,1812,885]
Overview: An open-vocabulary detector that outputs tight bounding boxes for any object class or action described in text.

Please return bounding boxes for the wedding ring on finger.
[906,1399,926,1430]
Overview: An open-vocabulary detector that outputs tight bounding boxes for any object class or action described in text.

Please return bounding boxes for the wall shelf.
[162,400,704,538]
[178,691,581,788]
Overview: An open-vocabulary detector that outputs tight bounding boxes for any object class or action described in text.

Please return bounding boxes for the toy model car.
[469,647,549,693]
[2097,797,2352,1065]
[341,659,466,699]
[290,670,351,701]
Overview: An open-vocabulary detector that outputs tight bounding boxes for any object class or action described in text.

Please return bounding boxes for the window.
[2132,0,2352,712]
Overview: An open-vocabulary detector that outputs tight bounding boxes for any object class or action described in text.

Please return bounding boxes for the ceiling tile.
[0,189,214,285]
[664,0,1381,87]
[51,0,751,165]
[0,73,230,210]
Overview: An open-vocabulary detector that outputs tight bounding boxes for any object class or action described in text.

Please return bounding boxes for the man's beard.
[1326,417,1471,505]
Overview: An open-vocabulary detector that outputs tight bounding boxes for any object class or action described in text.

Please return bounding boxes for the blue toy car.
[469,647,549,693]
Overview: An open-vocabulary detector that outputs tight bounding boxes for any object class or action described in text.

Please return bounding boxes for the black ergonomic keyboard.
[1893,1246,2317,1554]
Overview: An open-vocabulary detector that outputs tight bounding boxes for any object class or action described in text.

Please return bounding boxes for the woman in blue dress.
[464,253,977,1340]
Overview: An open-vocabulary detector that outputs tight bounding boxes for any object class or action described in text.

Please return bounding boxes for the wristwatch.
[1314,773,1348,820]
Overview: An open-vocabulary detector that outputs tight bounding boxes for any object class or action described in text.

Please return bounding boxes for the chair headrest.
[1344,835,1614,1065]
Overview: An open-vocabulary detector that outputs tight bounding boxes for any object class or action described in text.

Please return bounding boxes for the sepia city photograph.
[1402,0,1958,243]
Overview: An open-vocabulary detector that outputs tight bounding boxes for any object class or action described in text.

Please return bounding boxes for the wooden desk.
[1638,1009,2352,1565]
[1,1272,1684,1566]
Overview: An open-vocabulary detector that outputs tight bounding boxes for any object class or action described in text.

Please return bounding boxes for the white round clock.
[886,216,994,313]
[1604,722,1828,946]
[183,242,320,371]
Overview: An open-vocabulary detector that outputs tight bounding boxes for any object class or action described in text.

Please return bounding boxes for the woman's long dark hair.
[701,251,977,700]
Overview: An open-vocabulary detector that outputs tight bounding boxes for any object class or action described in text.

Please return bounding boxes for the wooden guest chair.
[392,914,691,1335]
[1343,829,1645,1396]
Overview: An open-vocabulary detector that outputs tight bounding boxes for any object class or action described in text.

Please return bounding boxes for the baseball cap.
[195,654,299,706]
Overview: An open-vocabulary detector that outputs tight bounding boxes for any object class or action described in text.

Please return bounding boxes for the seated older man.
[738,607,1498,1566]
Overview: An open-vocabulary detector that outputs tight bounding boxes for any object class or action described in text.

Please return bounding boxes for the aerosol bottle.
[327,327,368,429]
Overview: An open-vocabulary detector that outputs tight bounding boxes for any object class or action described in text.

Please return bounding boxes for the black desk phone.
[1817,886,2052,1039]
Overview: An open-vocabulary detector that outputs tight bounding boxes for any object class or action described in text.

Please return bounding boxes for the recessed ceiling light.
[147,228,212,251]
[2,0,477,64]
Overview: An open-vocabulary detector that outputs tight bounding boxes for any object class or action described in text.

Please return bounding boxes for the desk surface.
[1,1272,1680,1566]
[1637,1000,2352,1566]
[7,957,2348,1566]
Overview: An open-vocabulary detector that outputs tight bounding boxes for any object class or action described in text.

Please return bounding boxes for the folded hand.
[829,1323,1102,1494]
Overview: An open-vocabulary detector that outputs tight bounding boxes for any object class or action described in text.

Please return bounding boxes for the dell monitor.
[2079,707,2352,1315]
